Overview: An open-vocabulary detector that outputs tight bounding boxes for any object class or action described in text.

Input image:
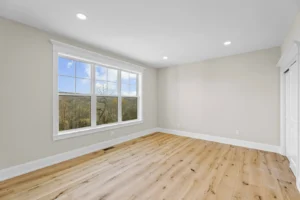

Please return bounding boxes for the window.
[58,57,92,131]
[121,71,138,121]
[52,40,143,140]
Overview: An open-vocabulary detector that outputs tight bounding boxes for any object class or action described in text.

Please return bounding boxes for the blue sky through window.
[129,74,136,85]
[121,84,129,96]
[129,84,137,96]
[95,66,107,80]
[95,81,107,95]
[108,68,118,82]
[58,57,75,76]
[121,71,129,84]
[121,71,137,96]
[76,61,91,78]
[76,78,91,94]
[58,57,137,95]
[59,76,75,93]
[58,57,91,94]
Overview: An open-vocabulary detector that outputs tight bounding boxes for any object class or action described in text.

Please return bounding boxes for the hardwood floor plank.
[0,133,168,194]
[0,133,299,200]
[37,134,192,200]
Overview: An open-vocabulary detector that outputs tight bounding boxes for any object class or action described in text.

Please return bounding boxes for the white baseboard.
[159,128,299,193]
[0,128,285,183]
[158,128,281,154]
[288,157,297,177]
[279,146,286,156]
[0,128,159,182]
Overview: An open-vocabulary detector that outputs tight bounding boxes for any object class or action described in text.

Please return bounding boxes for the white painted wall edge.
[0,128,159,182]
[158,128,281,154]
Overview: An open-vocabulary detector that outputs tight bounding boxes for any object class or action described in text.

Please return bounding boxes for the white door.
[285,61,298,175]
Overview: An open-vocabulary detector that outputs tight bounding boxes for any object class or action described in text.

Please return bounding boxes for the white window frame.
[51,40,144,141]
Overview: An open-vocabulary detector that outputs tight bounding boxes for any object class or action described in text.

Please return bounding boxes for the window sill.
[53,120,143,141]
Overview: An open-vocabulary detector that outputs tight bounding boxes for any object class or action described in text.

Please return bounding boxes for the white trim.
[289,157,297,176]
[278,41,299,156]
[91,64,96,127]
[157,128,281,153]
[51,40,144,140]
[117,70,122,122]
[280,68,286,156]
[277,41,300,69]
[52,45,59,137]
[50,40,145,73]
[0,128,292,184]
[138,73,143,120]
[278,40,300,193]
[0,128,158,182]
[55,120,143,141]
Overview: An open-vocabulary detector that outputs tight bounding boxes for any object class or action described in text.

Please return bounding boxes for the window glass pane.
[95,81,107,95]
[121,84,129,96]
[59,95,91,131]
[58,76,75,93]
[129,84,137,96]
[97,97,118,125]
[95,66,107,81]
[76,61,91,78]
[107,82,117,96]
[58,57,75,76]
[76,78,91,94]
[129,73,137,85]
[108,68,118,82]
[121,71,129,84]
[122,97,138,121]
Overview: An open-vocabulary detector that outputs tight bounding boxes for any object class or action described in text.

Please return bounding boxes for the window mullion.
[118,70,122,122]
[74,61,77,93]
[138,73,142,120]
[91,64,96,127]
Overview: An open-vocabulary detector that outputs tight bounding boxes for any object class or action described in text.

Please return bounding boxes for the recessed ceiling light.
[163,56,168,60]
[224,41,231,46]
[76,13,87,20]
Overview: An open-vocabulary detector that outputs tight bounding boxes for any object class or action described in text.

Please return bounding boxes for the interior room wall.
[0,17,158,170]
[158,47,281,145]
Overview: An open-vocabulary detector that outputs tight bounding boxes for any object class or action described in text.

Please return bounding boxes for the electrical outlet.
[110,131,115,136]
[236,130,240,135]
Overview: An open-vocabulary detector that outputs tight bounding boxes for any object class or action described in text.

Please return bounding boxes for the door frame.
[278,41,300,191]
[284,68,290,158]
[279,47,298,156]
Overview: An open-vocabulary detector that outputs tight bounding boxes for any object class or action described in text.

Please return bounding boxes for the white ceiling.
[0,0,299,68]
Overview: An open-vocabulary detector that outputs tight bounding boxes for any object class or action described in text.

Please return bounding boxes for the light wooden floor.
[0,133,299,200]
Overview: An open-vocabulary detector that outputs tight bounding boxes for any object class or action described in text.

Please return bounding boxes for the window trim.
[51,40,144,141]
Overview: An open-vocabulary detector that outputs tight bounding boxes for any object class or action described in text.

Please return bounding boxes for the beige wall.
[0,18,158,170]
[0,16,283,170]
[158,47,281,145]
[282,12,300,53]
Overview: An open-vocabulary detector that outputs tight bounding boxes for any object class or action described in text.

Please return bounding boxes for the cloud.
[67,61,73,69]
[96,82,107,94]
[84,65,91,78]
[96,67,107,80]
[80,79,90,84]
